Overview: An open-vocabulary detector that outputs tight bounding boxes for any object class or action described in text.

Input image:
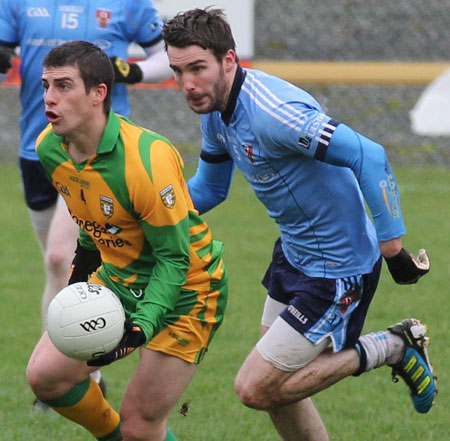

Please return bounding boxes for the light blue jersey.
[0,0,163,160]
[189,67,406,278]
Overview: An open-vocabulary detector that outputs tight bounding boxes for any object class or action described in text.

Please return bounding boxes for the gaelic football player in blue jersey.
[163,8,436,441]
[0,0,171,409]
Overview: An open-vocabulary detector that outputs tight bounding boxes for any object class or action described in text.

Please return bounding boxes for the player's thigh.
[235,327,329,406]
[121,349,198,421]
[261,294,288,329]
[257,315,330,372]
[28,204,56,248]
[20,158,58,241]
[45,196,78,260]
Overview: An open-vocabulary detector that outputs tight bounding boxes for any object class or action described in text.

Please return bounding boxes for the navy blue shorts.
[262,238,382,351]
[19,157,58,211]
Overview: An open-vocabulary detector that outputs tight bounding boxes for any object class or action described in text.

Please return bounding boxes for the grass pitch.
[0,162,448,440]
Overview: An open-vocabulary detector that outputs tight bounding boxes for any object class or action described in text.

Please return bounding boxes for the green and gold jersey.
[36,111,225,340]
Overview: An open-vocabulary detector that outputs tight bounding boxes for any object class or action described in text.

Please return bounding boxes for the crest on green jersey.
[100,195,114,218]
[160,185,176,209]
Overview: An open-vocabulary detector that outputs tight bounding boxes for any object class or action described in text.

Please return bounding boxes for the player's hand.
[0,46,14,74]
[110,56,143,84]
[87,319,146,367]
[68,241,102,285]
[384,248,430,284]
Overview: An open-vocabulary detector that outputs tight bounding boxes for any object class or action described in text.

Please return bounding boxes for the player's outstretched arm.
[134,40,172,83]
[325,125,430,284]
[325,124,406,240]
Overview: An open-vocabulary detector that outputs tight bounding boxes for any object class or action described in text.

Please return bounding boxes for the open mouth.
[45,110,62,123]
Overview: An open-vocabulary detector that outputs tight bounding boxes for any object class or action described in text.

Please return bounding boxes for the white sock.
[358,331,404,371]
[90,369,102,383]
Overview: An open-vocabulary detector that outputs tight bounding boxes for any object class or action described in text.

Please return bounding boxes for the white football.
[46,282,125,360]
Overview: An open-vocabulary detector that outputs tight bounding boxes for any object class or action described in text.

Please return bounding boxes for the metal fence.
[1,0,449,165]
[255,0,450,62]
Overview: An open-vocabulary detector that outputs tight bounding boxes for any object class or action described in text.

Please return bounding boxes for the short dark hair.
[43,40,113,114]
[162,8,238,62]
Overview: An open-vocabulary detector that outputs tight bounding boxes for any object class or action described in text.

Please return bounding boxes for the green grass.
[1,162,449,440]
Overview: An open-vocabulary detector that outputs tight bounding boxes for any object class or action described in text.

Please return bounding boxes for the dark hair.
[162,8,238,62]
[43,40,113,114]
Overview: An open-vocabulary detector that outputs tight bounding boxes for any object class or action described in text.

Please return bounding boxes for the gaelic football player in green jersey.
[26,40,228,441]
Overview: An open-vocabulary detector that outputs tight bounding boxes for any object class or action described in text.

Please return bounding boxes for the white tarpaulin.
[410,68,450,136]
[129,0,255,59]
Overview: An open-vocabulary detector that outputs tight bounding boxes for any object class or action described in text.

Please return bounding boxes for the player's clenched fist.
[68,241,102,285]
[87,319,146,367]
[385,248,430,284]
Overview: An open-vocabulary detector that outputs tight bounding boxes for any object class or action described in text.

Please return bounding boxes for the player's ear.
[92,83,108,106]
[223,49,236,73]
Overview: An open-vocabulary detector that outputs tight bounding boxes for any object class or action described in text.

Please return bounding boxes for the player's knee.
[120,422,142,441]
[45,246,72,278]
[26,360,50,397]
[26,364,39,393]
[234,375,273,410]
[26,354,69,400]
[121,412,166,441]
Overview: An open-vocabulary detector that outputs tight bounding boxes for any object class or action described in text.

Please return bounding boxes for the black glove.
[68,241,102,285]
[385,248,430,284]
[87,319,146,366]
[0,45,14,74]
[110,56,143,84]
